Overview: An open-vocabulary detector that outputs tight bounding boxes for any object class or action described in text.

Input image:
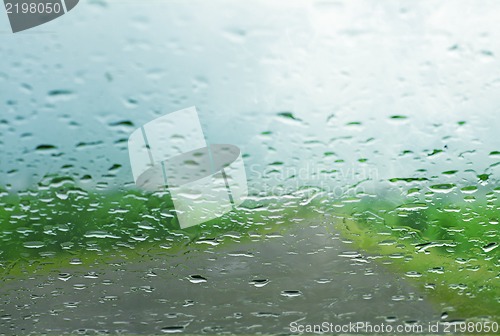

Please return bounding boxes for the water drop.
[23,241,45,249]
[188,275,207,284]
[280,290,302,297]
[249,279,269,288]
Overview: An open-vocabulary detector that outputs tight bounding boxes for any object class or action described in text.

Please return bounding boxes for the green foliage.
[337,195,499,261]
[0,176,314,263]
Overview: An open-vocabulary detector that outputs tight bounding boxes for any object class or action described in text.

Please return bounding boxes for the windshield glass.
[1,1,499,335]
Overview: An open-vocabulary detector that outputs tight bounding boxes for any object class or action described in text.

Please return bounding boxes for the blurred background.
[1,1,499,334]
[1,0,499,196]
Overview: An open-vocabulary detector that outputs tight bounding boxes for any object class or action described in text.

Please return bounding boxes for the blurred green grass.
[0,175,314,268]
[331,194,499,323]
[1,176,498,323]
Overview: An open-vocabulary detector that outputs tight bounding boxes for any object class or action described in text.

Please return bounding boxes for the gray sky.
[1,0,499,193]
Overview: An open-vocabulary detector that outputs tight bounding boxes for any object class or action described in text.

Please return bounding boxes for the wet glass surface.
[0,0,499,334]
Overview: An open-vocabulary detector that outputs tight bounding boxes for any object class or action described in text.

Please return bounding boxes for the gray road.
[0,222,439,334]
